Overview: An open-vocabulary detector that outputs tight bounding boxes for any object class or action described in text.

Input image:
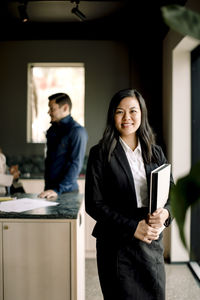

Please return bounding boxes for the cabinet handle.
[3,225,9,230]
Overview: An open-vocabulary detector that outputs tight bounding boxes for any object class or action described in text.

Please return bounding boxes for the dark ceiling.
[0,0,187,41]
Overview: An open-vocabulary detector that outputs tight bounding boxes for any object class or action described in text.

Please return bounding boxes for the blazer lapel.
[111,141,137,198]
[144,163,152,197]
[143,159,159,199]
[110,141,159,208]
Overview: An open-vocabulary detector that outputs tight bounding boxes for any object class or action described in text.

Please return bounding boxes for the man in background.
[39,93,88,199]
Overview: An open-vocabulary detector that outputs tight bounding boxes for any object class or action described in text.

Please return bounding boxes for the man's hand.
[134,219,160,244]
[38,189,58,199]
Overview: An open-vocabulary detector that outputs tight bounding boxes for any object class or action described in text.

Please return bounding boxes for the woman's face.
[114,96,141,138]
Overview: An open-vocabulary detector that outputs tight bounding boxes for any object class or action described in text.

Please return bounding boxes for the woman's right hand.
[134,219,160,244]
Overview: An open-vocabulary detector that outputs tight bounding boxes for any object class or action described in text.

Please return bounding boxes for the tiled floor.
[85,259,200,300]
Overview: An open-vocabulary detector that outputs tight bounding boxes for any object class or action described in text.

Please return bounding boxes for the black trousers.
[96,236,166,300]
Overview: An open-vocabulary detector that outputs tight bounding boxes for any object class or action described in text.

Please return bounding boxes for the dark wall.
[0,40,130,158]
[191,44,200,264]
[0,1,166,161]
[129,36,164,150]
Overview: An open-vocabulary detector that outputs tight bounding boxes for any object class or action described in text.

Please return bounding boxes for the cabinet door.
[78,179,96,258]
[3,222,71,300]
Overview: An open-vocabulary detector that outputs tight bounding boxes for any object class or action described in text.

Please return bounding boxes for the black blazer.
[85,140,174,242]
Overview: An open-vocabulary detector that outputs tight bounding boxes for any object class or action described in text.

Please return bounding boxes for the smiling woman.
[85,88,174,300]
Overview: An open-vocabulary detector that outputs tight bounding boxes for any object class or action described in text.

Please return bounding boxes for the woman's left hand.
[147,208,169,229]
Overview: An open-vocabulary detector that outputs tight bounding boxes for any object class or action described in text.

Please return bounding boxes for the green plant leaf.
[161,4,200,40]
[170,161,200,248]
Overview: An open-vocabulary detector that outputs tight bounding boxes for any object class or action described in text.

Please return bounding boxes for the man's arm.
[55,126,88,194]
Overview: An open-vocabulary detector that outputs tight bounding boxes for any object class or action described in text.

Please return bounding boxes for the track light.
[71,0,86,22]
[18,2,29,23]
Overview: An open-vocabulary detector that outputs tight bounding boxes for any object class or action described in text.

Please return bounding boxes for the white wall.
[162,0,200,262]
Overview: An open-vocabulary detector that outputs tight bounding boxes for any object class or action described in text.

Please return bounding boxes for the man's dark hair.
[48,93,72,112]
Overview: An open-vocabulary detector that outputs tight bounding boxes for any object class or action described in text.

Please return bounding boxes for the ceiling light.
[71,0,86,22]
[18,2,29,23]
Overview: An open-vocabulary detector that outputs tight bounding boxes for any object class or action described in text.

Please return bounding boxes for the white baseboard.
[188,261,200,281]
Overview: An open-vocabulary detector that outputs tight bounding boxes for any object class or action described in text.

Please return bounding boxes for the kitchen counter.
[0,192,83,219]
[0,192,85,300]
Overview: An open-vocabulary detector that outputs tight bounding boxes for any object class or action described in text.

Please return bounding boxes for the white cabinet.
[85,214,96,258]
[0,202,85,300]
[21,178,97,258]
[2,221,70,300]
[77,179,96,258]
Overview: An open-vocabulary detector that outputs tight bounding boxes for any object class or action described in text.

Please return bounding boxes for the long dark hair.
[99,88,156,163]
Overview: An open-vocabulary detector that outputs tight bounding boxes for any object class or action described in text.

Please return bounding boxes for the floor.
[85,258,200,300]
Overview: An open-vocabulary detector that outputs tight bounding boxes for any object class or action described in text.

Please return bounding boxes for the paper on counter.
[0,197,58,213]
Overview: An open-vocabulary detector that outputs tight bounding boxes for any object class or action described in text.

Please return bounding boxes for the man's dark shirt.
[44,115,88,194]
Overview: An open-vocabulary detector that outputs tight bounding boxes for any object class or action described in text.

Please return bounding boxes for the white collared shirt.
[119,137,148,208]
